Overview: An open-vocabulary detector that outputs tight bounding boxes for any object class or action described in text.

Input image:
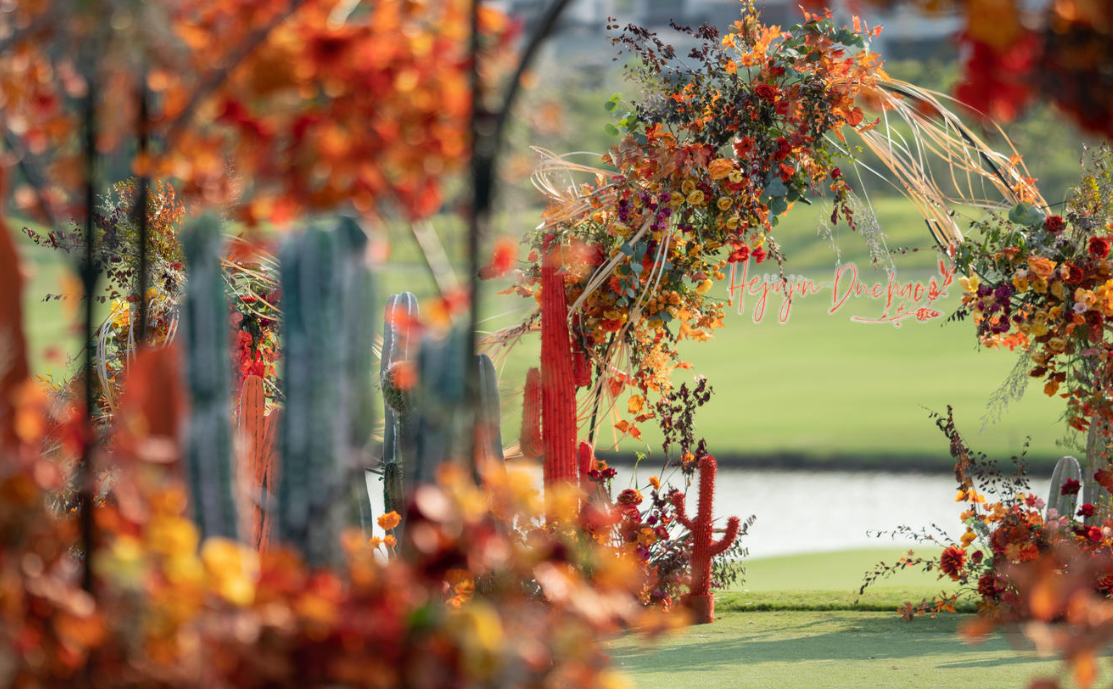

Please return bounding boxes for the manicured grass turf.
[725,548,971,613]
[608,610,1087,689]
[13,195,1068,467]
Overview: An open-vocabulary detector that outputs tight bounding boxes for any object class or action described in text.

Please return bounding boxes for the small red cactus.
[671,455,740,624]
[237,375,281,550]
[520,367,543,459]
[540,250,578,488]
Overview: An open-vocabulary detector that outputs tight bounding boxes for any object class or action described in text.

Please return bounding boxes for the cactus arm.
[379,292,418,535]
[710,516,741,557]
[670,490,694,531]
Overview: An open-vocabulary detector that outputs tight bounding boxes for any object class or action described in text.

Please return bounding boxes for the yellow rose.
[1012,272,1029,292]
[717,196,733,211]
[1047,337,1068,353]
[1031,277,1048,294]
[686,190,706,206]
[681,179,696,195]
[728,169,743,184]
[696,279,713,294]
[725,215,740,229]
[1050,280,1065,300]
[708,158,734,180]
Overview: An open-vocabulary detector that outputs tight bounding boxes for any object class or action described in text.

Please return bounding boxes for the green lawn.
[724,548,969,612]
[13,195,1071,469]
[609,610,1085,689]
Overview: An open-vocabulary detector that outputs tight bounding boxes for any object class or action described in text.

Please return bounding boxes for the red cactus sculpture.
[540,250,578,488]
[520,367,544,459]
[671,455,741,624]
[237,375,281,550]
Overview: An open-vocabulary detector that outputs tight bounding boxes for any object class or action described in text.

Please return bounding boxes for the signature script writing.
[726,258,956,326]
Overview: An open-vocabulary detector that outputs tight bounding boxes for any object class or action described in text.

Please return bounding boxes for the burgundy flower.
[1045,214,1066,235]
[754,83,778,102]
[1089,236,1111,259]
[1062,478,1082,495]
[977,572,1003,600]
[1079,503,1096,518]
[1062,261,1085,285]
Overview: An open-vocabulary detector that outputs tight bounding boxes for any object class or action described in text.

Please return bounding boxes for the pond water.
[366,466,1052,560]
[711,468,1049,559]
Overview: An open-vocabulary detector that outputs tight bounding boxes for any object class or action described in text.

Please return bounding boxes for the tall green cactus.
[277,223,347,567]
[380,292,419,523]
[410,325,469,487]
[181,214,237,541]
[1048,455,1084,521]
[335,218,376,533]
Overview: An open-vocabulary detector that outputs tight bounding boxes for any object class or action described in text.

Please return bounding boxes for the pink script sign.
[726,258,957,326]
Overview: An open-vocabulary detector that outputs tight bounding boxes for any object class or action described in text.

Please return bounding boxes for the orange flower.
[648,476,661,490]
[707,158,734,180]
[377,511,402,531]
[1027,255,1057,281]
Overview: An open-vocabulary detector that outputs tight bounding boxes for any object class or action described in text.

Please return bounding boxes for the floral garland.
[500,8,886,440]
[953,145,1113,431]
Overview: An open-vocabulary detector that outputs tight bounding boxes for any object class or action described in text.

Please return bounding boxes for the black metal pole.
[78,69,98,594]
[466,0,574,472]
[136,72,150,344]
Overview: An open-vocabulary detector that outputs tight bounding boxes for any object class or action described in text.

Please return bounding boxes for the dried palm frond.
[847,77,1046,253]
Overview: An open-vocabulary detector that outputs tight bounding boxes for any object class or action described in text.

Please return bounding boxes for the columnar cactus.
[380,292,419,522]
[671,455,741,624]
[520,367,543,459]
[181,214,237,541]
[335,218,376,532]
[475,353,505,470]
[277,224,347,567]
[411,325,469,487]
[540,251,578,488]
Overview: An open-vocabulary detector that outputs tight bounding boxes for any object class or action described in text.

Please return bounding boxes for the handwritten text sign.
[726,259,956,326]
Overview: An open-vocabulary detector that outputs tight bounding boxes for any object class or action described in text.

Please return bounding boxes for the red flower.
[977,572,1003,600]
[754,83,778,102]
[733,136,754,158]
[1045,214,1066,235]
[1096,468,1113,493]
[939,546,967,580]
[1061,261,1085,285]
[753,246,767,264]
[1089,526,1104,543]
[830,167,841,179]
[1062,478,1081,495]
[773,136,791,161]
[1079,503,1096,518]
[1089,236,1111,259]
[617,488,643,506]
[727,245,750,263]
